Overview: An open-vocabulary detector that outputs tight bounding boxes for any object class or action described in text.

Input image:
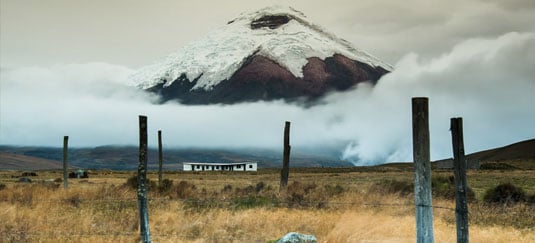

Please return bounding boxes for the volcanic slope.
[133,6,392,105]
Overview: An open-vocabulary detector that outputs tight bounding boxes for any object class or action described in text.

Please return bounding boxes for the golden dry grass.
[0,169,533,242]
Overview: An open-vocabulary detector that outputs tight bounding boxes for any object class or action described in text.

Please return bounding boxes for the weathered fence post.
[63,136,68,189]
[451,117,469,243]
[412,97,434,243]
[138,116,151,243]
[280,121,291,188]
[158,130,163,188]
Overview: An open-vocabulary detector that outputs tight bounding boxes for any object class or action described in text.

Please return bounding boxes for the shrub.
[255,181,265,193]
[21,172,38,177]
[123,176,157,191]
[124,176,138,189]
[231,196,272,209]
[484,183,526,204]
[38,181,60,190]
[325,184,344,196]
[174,181,197,199]
[221,184,233,193]
[480,163,517,170]
[183,198,219,210]
[369,179,413,196]
[0,183,6,191]
[285,181,325,208]
[432,176,475,201]
[370,177,475,201]
[158,179,173,193]
[235,185,256,196]
[65,195,82,208]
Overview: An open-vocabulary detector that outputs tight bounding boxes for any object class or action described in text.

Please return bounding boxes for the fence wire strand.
[1,195,460,240]
[0,197,457,210]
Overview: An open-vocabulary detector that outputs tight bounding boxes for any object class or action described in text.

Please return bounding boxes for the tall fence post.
[158,130,163,188]
[280,121,291,188]
[412,97,434,243]
[138,116,151,243]
[63,136,68,190]
[451,117,469,243]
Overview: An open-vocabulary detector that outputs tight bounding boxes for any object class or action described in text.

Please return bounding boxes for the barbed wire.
[0,196,457,210]
[0,231,246,240]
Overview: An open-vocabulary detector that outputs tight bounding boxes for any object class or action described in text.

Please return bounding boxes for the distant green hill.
[0,146,352,170]
[1,139,533,171]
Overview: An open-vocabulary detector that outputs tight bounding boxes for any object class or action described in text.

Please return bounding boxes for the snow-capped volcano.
[132,6,392,104]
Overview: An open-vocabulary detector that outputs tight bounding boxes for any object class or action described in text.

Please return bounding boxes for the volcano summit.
[133,6,392,105]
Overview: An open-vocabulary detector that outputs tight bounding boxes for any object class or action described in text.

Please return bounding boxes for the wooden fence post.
[63,136,68,189]
[451,117,469,243]
[412,97,434,243]
[280,121,291,188]
[158,130,163,188]
[138,115,151,243]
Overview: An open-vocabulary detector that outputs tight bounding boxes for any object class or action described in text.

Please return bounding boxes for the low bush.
[432,176,475,201]
[283,181,332,208]
[123,176,157,191]
[65,195,82,208]
[231,196,272,209]
[480,163,517,170]
[221,184,233,193]
[183,198,220,210]
[124,176,138,189]
[158,178,173,193]
[255,181,265,193]
[325,184,344,196]
[174,180,197,199]
[483,183,527,204]
[234,185,256,196]
[21,172,38,177]
[369,179,413,196]
[285,181,311,206]
[370,176,476,201]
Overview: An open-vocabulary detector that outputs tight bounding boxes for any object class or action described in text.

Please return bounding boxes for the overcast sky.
[3,0,534,68]
[1,0,534,164]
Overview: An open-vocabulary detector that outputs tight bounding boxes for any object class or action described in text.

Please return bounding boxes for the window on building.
[237,165,241,169]
[196,165,201,169]
[249,164,253,169]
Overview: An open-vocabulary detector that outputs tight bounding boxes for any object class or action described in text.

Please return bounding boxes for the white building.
[183,162,257,172]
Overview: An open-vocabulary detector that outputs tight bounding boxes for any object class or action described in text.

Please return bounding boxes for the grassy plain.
[0,166,533,242]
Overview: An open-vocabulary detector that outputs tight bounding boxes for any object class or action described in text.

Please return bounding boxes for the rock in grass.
[277,232,317,243]
[17,177,32,183]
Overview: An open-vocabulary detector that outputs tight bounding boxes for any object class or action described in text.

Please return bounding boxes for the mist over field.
[1,32,534,165]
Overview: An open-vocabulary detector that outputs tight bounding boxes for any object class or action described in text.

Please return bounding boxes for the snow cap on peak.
[132,6,392,91]
[230,5,306,22]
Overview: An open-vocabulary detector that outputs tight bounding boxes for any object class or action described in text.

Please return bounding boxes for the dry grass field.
[0,167,533,242]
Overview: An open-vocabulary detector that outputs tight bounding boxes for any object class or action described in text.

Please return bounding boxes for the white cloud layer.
[1,32,534,165]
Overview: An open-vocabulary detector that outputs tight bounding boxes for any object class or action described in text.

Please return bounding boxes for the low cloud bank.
[1,32,534,165]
